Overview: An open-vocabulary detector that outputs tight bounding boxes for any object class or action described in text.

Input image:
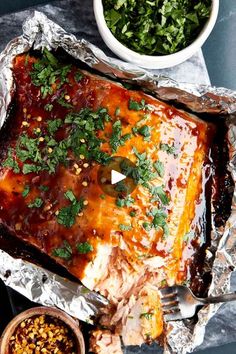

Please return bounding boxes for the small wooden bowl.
[0,306,85,354]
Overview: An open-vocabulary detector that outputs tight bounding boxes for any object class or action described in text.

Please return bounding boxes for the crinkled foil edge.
[0,11,236,354]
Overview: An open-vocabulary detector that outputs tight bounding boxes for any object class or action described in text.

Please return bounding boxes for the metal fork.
[160,285,236,321]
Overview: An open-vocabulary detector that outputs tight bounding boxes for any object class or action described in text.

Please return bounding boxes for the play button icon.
[98,156,138,198]
[111,170,126,185]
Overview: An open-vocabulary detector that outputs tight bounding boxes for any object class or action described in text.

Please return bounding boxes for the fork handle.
[199,292,236,304]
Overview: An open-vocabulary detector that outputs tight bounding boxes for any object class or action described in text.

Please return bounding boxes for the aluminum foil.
[0,10,236,354]
[0,250,108,324]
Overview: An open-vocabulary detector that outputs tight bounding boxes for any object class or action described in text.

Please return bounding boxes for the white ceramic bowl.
[94,0,219,69]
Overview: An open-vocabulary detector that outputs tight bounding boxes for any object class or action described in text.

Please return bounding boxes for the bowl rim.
[0,306,85,354]
[94,0,219,68]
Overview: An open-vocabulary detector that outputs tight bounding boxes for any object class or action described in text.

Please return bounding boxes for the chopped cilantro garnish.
[47,119,63,135]
[149,185,170,205]
[147,208,169,236]
[39,185,49,192]
[137,125,151,138]
[57,95,73,109]
[103,0,211,55]
[119,224,132,231]
[100,194,106,200]
[28,197,43,208]
[115,107,120,116]
[22,185,30,198]
[52,240,72,260]
[140,313,153,320]
[142,222,152,231]
[116,196,134,208]
[75,71,83,82]
[153,160,164,178]
[130,210,137,217]
[44,103,53,112]
[129,99,146,111]
[132,147,157,186]
[57,190,84,228]
[22,164,41,175]
[160,143,176,155]
[109,120,131,153]
[183,230,195,242]
[76,242,93,254]
[2,149,20,173]
[30,48,71,99]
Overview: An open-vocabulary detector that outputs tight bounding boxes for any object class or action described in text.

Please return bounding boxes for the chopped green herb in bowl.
[94,0,219,69]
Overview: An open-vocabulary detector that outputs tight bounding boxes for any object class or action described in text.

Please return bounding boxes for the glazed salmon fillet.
[0,51,214,351]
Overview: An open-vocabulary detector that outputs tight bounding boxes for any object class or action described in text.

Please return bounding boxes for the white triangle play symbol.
[111,170,126,185]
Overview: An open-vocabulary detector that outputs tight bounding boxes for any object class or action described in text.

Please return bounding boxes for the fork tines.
[160,286,182,321]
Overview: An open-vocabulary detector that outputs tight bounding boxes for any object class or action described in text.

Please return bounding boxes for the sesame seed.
[22,121,29,127]
[64,95,70,101]
[79,154,85,160]
[39,137,44,142]
[36,128,41,133]
[15,222,22,231]
[48,148,53,154]
[83,200,89,206]
[78,212,84,217]
[27,114,32,119]
[37,116,42,122]
[83,163,89,168]
[55,210,59,216]
[82,181,88,187]
[23,108,27,113]
[80,138,85,143]
[73,163,79,169]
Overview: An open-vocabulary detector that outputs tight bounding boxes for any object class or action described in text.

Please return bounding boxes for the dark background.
[0,0,236,353]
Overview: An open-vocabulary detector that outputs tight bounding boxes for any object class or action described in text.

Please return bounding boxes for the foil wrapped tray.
[0,11,236,354]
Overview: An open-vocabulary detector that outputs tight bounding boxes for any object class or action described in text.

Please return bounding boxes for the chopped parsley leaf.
[28,197,43,208]
[119,224,132,231]
[140,313,153,320]
[57,191,84,228]
[75,71,83,82]
[76,242,93,254]
[39,185,49,192]
[147,208,169,236]
[153,160,164,178]
[47,119,63,135]
[2,149,20,173]
[30,48,71,99]
[130,210,137,217]
[22,185,30,198]
[116,196,134,208]
[115,107,120,116]
[44,103,53,112]
[52,240,72,260]
[137,125,151,137]
[160,143,176,155]
[149,185,170,206]
[57,95,73,109]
